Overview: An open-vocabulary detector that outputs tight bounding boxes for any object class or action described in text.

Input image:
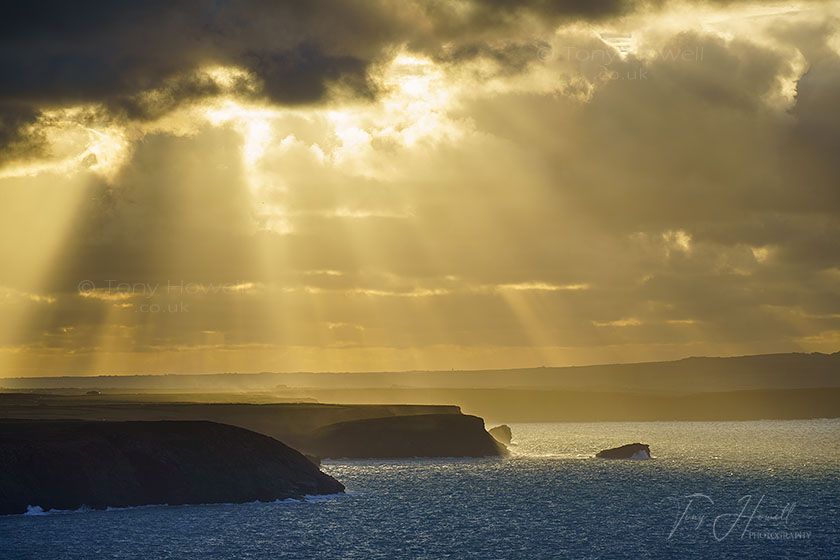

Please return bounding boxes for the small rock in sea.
[595,443,651,459]
[488,425,512,445]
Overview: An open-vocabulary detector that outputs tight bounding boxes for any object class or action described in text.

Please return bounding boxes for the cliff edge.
[0,419,344,515]
[309,413,508,458]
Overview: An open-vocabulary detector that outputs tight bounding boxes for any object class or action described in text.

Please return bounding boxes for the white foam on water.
[23,504,93,516]
[301,492,346,503]
[15,493,347,516]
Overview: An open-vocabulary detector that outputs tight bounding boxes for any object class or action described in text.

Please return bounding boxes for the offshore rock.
[595,443,651,459]
[488,424,512,445]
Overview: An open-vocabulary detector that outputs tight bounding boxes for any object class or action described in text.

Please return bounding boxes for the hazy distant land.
[4,351,838,391]
[2,351,837,422]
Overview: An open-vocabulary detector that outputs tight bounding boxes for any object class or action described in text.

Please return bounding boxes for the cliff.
[0,398,506,459]
[0,420,344,515]
[308,414,507,458]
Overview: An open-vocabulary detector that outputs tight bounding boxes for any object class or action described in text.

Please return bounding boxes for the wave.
[19,493,347,517]
[24,505,97,516]
[509,452,594,459]
[629,450,652,459]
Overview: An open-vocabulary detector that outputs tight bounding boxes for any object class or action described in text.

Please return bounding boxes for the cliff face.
[309,414,508,459]
[0,420,344,515]
[0,399,504,459]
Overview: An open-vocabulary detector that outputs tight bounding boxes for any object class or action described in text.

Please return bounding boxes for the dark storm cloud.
[0,0,378,156]
[470,0,637,18]
[0,0,729,160]
[0,103,45,163]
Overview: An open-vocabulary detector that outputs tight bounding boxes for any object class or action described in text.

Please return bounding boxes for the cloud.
[7,0,813,162]
[0,104,46,164]
[2,2,840,373]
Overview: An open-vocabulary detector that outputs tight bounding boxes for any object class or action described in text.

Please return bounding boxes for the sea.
[1,420,838,559]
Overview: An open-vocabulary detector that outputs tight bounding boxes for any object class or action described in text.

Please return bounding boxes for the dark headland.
[309,413,506,458]
[0,419,344,516]
[0,397,508,460]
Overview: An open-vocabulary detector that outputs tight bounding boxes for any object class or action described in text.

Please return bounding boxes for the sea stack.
[488,424,512,445]
[595,443,651,459]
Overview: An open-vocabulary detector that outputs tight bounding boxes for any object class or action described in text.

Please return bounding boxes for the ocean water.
[1,420,838,559]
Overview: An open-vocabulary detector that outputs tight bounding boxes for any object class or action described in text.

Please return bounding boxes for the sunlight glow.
[204,101,278,166]
[497,282,591,292]
[0,113,130,182]
[592,318,643,327]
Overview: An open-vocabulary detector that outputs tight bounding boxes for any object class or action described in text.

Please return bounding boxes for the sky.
[1,0,839,377]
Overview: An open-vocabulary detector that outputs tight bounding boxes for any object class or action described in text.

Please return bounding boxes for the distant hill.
[2,351,838,393]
